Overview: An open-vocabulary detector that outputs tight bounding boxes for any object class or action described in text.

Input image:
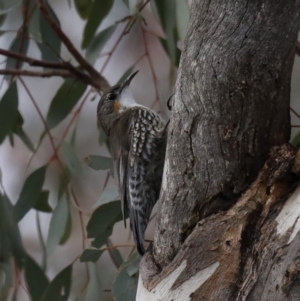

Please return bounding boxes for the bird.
[97,71,167,255]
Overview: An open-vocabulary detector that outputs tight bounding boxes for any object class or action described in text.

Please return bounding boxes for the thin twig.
[19,77,63,170]
[99,22,131,75]
[0,68,74,78]
[291,107,300,120]
[0,48,71,69]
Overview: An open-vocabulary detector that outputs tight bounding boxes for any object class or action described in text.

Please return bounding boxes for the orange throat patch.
[114,101,121,112]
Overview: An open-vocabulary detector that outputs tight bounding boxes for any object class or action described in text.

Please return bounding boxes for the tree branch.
[0,68,74,78]
[36,0,110,92]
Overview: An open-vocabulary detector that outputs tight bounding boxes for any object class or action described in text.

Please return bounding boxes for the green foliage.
[112,252,140,301]
[46,194,69,259]
[37,1,61,61]
[0,0,21,14]
[87,200,123,248]
[25,256,49,301]
[60,141,84,177]
[82,0,114,48]
[6,32,29,79]
[84,154,113,173]
[86,24,117,65]
[13,165,46,222]
[46,80,87,129]
[0,0,192,300]
[0,82,18,144]
[41,264,72,301]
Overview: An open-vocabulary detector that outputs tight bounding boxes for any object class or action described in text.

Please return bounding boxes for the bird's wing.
[109,110,135,229]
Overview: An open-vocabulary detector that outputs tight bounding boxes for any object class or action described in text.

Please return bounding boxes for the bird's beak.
[120,70,139,92]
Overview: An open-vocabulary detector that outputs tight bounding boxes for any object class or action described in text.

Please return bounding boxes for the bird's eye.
[108,93,117,100]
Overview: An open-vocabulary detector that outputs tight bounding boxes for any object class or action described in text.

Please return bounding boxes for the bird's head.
[97,70,139,133]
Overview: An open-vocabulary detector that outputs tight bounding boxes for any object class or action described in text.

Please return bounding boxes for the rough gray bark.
[138,145,300,300]
[153,0,300,267]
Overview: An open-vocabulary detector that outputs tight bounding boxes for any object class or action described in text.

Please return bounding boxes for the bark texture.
[138,146,300,300]
[153,0,300,267]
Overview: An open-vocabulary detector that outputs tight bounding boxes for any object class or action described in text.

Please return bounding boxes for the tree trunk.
[137,0,300,300]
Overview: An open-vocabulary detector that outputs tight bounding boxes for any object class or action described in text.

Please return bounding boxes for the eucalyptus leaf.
[84,263,101,301]
[87,200,123,248]
[0,82,18,144]
[80,248,104,263]
[59,198,72,245]
[175,0,189,41]
[0,0,21,14]
[46,79,87,129]
[60,141,84,177]
[159,38,181,67]
[117,66,135,85]
[28,0,41,42]
[34,190,52,213]
[37,1,61,61]
[107,238,123,268]
[0,193,26,268]
[86,24,117,65]
[25,256,49,301]
[74,0,93,19]
[6,32,29,79]
[84,155,113,172]
[82,0,114,48]
[92,186,119,209]
[13,166,46,222]
[41,264,72,301]
[112,252,140,301]
[0,14,6,27]
[0,260,14,301]
[46,195,69,259]
[153,0,177,65]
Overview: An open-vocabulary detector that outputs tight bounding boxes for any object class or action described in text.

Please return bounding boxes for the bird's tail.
[131,210,146,255]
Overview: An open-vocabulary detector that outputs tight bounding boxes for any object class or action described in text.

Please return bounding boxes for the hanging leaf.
[175,0,189,42]
[92,186,119,209]
[98,126,107,146]
[107,238,124,268]
[84,155,113,172]
[46,194,69,259]
[25,256,49,301]
[153,0,177,65]
[159,37,181,67]
[13,165,46,222]
[86,24,117,65]
[37,1,61,61]
[112,252,140,301]
[59,198,72,245]
[80,248,104,263]
[82,0,114,48]
[0,193,26,268]
[116,65,135,85]
[74,0,93,19]
[41,264,72,301]
[28,0,41,42]
[84,263,101,301]
[0,260,14,301]
[13,111,35,152]
[0,14,6,27]
[0,0,21,14]
[46,79,87,129]
[60,141,84,177]
[87,200,123,248]
[6,31,29,79]
[34,190,52,213]
[0,82,18,144]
